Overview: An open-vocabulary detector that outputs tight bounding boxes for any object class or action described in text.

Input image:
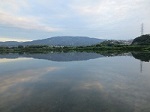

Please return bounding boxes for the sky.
[0,0,150,41]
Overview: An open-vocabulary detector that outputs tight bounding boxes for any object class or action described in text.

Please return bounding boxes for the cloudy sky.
[0,0,150,41]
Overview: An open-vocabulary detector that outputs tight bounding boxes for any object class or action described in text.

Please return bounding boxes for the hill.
[0,41,21,47]
[22,36,104,46]
[132,34,150,45]
[0,36,104,47]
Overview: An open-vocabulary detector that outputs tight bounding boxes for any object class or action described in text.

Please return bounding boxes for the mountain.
[132,34,150,45]
[22,36,104,46]
[0,36,104,47]
[0,41,21,47]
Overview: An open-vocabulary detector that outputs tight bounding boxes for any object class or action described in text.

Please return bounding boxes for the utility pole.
[140,23,143,73]
[140,61,143,73]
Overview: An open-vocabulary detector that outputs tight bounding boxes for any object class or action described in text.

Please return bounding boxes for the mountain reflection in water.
[0,52,103,62]
[132,52,150,62]
[0,52,130,62]
[0,52,149,62]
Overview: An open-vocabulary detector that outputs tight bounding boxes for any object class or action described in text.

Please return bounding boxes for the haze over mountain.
[0,36,104,47]
[0,41,21,47]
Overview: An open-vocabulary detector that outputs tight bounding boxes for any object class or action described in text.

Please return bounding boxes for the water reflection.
[0,58,32,63]
[0,67,59,93]
[1,52,150,62]
[0,52,150,112]
[132,52,150,62]
[131,52,150,73]
[0,52,128,62]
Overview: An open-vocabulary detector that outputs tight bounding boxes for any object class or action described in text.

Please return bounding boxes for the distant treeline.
[0,44,150,53]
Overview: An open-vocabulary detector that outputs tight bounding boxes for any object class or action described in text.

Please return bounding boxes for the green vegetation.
[0,34,150,53]
[0,45,64,53]
[0,44,150,54]
[132,34,150,45]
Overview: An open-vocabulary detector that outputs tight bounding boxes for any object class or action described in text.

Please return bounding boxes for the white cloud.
[0,0,60,32]
[0,0,29,13]
[0,11,60,32]
[0,0,150,40]
[70,0,150,26]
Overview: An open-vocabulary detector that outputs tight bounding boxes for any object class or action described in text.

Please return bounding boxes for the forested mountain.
[0,36,104,47]
[132,34,150,45]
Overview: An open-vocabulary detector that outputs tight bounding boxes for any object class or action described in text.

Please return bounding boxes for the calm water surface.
[0,52,150,112]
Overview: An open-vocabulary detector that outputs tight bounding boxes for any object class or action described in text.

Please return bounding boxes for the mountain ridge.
[0,36,104,47]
